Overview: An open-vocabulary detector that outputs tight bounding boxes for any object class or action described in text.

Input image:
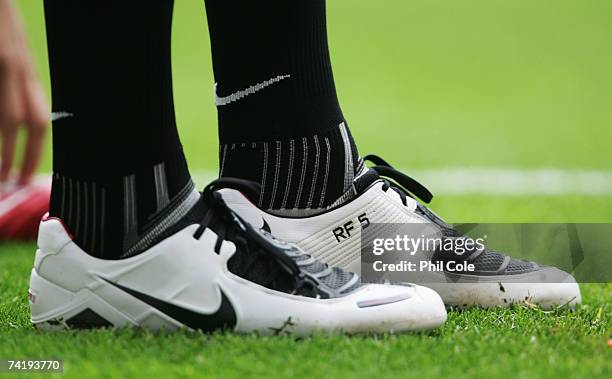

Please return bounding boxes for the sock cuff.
[219,122,361,211]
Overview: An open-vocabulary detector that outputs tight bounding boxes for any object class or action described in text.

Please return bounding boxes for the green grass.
[2,0,611,378]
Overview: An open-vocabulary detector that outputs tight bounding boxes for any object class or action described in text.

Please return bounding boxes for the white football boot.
[29,178,446,334]
[220,156,581,309]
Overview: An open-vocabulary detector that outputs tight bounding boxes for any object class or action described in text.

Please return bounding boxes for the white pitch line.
[191,168,612,196]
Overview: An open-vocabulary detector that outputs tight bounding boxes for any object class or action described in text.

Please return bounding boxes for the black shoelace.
[193,178,322,297]
[363,154,433,205]
[364,154,487,264]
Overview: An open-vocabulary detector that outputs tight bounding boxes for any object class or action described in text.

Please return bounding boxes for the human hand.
[0,0,49,186]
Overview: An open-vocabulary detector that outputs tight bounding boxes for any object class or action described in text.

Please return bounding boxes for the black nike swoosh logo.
[261,218,272,233]
[100,277,237,332]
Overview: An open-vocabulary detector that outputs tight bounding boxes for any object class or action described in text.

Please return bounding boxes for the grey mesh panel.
[285,240,361,295]
[470,251,506,272]
[505,259,538,273]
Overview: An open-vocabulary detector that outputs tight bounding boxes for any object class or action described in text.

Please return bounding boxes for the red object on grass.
[0,180,51,240]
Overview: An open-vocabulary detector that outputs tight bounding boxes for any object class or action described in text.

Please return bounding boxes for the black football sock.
[44,0,198,259]
[204,0,364,214]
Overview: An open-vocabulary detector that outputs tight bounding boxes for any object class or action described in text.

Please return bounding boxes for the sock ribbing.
[219,123,361,212]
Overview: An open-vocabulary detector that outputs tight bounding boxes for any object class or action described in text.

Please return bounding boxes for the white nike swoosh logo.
[215,74,291,106]
[51,112,74,121]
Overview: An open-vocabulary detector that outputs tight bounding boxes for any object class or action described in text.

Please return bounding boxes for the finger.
[18,77,49,185]
[0,72,23,183]
[24,76,49,129]
[0,128,18,183]
[18,126,45,185]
